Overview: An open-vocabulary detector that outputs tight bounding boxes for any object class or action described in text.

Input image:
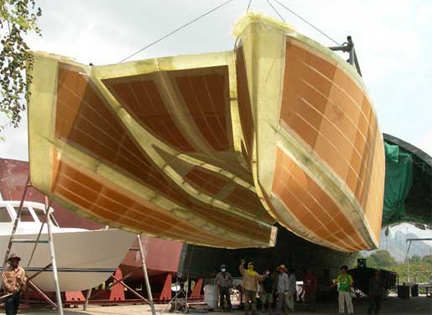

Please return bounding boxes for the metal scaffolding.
[1,179,64,314]
[1,179,157,315]
[405,237,432,283]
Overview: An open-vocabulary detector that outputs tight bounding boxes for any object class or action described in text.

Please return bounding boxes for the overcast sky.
[0,0,431,161]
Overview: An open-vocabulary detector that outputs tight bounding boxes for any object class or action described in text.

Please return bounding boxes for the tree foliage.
[365,250,432,286]
[410,255,421,263]
[422,255,432,264]
[0,0,41,134]
[366,250,397,268]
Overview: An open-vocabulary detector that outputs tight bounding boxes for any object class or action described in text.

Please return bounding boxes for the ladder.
[1,180,64,315]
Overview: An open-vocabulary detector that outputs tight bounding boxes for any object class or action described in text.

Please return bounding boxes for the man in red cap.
[2,253,26,315]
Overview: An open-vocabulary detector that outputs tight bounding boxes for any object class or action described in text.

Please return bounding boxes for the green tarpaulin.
[383,142,413,225]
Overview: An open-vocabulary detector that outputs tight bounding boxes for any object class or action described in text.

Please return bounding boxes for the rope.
[272,0,340,45]
[246,0,253,12]
[120,0,238,63]
[267,0,285,22]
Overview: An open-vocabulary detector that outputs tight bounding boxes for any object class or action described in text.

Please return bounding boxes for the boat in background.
[0,200,135,291]
[121,236,183,286]
[0,158,185,289]
[0,158,101,230]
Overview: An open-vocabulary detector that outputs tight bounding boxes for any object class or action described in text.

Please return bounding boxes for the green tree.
[0,0,41,136]
[367,250,397,268]
[422,255,432,264]
[366,255,378,268]
[365,251,432,285]
[410,255,421,263]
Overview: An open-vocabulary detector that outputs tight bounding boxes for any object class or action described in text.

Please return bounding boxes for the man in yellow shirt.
[333,265,354,314]
[239,259,264,315]
[2,254,26,315]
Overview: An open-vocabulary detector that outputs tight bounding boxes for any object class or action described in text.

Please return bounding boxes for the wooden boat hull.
[234,14,385,251]
[27,13,384,251]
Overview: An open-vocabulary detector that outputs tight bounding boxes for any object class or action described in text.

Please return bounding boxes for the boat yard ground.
[14,296,431,314]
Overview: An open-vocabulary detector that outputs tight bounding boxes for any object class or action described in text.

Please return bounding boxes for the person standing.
[303,268,318,312]
[368,270,385,315]
[274,265,289,315]
[286,268,296,312]
[239,259,264,315]
[1,254,26,315]
[260,269,274,313]
[333,265,354,314]
[215,264,233,312]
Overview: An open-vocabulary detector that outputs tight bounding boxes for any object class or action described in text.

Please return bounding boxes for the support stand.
[1,179,64,315]
[137,234,156,315]
[159,273,173,302]
[90,235,155,312]
[190,278,203,299]
[83,288,92,311]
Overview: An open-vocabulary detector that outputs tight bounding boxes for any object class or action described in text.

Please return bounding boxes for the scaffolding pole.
[137,234,156,315]
[405,238,432,283]
[44,197,64,315]
[1,178,31,280]
[1,179,64,315]
[83,288,92,311]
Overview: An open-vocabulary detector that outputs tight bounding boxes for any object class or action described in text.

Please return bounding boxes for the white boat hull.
[0,229,136,291]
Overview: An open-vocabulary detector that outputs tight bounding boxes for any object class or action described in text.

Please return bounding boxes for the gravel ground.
[8,296,432,315]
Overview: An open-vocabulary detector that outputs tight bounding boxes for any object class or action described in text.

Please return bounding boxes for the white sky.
[389,223,432,247]
[0,0,431,161]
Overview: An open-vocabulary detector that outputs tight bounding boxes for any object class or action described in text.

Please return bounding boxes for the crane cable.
[267,0,285,22]
[120,0,238,63]
[272,0,340,45]
[246,0,253,12]
[120,0,341,63]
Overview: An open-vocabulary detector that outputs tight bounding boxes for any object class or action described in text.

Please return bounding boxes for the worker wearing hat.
[1,253,26,315]
[215,264,233,311]
[239,259,265,315]
[274,264,289,314]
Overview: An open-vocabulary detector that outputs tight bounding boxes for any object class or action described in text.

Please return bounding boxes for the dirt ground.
[12,296,431,315]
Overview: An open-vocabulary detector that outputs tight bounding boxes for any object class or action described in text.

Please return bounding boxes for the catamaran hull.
[26,13,385,251]
[234,15,385,251]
